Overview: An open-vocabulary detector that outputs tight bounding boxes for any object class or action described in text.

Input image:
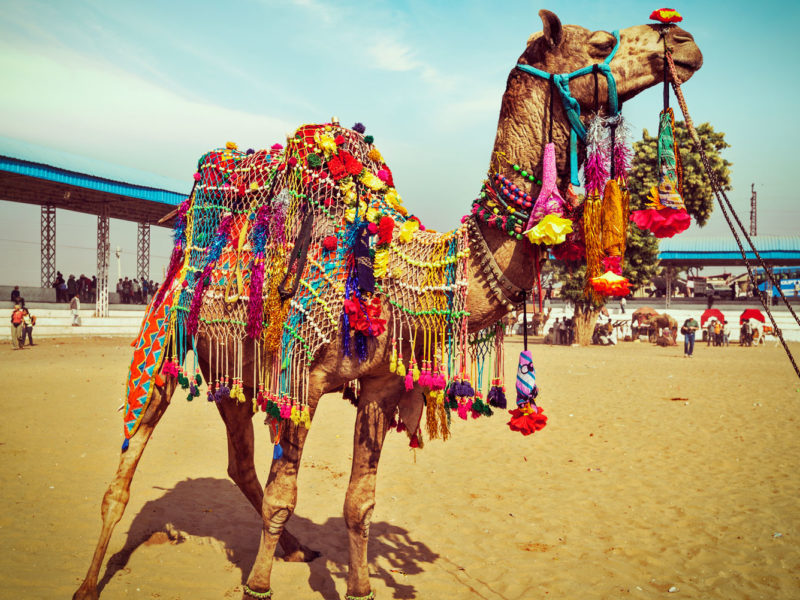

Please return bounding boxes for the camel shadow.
[98,477,437,599]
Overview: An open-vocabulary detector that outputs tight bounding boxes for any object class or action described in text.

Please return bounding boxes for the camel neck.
[464,216,538,332]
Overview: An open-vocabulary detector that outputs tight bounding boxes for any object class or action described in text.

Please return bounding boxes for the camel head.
[493,10,702,182]
[520,10,703,108]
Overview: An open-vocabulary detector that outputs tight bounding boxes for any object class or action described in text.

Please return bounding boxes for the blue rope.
[515,30,620,185]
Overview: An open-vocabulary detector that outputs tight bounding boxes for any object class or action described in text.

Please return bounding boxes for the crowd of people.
[9,275,161,350]
[51,272,159,304]
[705,319,730,347]
[115,277,159,304]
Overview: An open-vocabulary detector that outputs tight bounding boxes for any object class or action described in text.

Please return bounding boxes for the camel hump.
[190,122,413,226]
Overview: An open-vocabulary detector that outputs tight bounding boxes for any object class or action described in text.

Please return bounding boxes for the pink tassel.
[457,402,468,420]
[162,361,179,377]
[404,370,414,391]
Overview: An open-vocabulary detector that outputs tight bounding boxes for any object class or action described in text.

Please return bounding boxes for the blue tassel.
[273,443,284,460]
[121,438,129,452]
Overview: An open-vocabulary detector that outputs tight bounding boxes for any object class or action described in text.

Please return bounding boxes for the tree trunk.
[573,304,601,346]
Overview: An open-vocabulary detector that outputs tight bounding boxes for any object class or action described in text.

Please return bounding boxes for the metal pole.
[95,206,110,317]
[40,204,56,288]
[137,222,150,282]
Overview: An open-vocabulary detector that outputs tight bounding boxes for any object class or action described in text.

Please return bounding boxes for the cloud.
[0,44,294,181]
[367,37,420,72]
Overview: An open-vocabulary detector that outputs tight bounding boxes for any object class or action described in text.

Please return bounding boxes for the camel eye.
[588,31,615,57]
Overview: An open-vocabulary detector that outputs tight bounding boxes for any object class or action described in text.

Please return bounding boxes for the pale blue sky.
[1,0,798,286]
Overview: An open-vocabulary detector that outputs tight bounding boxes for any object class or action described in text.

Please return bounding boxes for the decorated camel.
[74,10,702,600]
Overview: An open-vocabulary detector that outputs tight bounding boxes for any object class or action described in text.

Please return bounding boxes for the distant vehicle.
[754,266,800,297]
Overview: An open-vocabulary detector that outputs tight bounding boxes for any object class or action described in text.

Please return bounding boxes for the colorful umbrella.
[701,308,725,327]
[740,309,765,325]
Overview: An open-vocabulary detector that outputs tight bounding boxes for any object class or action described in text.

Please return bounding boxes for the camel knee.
[100,484,130,523]
[266,505,293,536]
[344,499,375,539]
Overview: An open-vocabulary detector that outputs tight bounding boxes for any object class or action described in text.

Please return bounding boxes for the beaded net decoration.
[124,122,483,448]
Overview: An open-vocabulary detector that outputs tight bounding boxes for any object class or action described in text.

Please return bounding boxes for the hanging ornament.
[507,349,547,436]
[630,107,691,237]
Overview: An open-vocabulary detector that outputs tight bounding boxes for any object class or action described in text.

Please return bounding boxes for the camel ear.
[539,9,563,48]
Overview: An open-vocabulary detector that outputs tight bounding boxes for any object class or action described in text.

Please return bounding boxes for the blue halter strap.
[515,30,620,186]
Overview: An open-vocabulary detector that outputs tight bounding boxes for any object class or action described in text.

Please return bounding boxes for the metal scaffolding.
[95,206,110,317]
[137,222,150,282]
[40,204,56,288]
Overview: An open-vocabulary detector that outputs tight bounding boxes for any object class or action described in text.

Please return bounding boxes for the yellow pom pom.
[412,363,421,382]
[225,141,238,150]
[290,405,301,425]
[360,170,385,191]
[367,148,383,163]
[396,360,407,377]
[398,219,419,243]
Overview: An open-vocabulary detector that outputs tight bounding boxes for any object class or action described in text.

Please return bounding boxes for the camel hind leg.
[73,379,176,600]
[214,394,319,562]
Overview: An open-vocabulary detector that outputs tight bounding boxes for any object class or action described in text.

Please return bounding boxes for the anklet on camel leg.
[345,592,375,600]
[242,584,272,599]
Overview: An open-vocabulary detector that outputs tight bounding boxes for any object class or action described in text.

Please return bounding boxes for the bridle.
[514,30,621,185]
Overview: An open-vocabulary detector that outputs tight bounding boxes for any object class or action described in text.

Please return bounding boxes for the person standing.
[21,308,35,346]
[619,295,626,314]
[10,304,25,349]
[70,294,81,326]
[713,319,722,347]
[706,319,715,346]
[682,316,699,357]
[10,286,21,303]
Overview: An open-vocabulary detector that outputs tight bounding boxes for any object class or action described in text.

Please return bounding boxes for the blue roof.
[659,236,800,263]
[0,155,187,207]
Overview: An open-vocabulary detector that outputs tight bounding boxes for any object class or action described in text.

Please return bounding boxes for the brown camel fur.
[74,11,702,600]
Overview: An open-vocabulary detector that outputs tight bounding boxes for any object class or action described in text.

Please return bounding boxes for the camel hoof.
[73,584,99,600]
[282,545,320,562]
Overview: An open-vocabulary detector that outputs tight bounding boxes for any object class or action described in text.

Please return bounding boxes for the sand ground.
[1,336,798,599]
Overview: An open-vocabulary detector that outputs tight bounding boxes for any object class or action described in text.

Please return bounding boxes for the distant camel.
[74,10,702,600]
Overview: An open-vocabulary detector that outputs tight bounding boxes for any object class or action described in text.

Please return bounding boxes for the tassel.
[411,358,421,382]
[389,344,397,373]
[487,380,507,409]
[409,432,420,448]
[290,405,301,425]
[404,369,414,391]
[273,443,284,460]
[396,421,407,433]
[396,359,407,377]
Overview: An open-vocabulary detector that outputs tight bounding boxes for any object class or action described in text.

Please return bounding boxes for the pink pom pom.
[367,222,378,235]
[457,402,468,420]
[271,143,283,150]
[193,172,201,181]
[404,371,414,391]
[418,369,430,388]
[288,156,297,167]
[377,169,390,182]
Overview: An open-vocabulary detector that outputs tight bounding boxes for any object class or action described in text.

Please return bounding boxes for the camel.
[74,10,702,600]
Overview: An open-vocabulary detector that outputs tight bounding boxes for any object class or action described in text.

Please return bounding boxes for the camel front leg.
[344,378,401,599]
[73,380,175,600]
[243,395,317,596]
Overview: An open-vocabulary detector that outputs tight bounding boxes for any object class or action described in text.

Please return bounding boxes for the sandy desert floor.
[1,336,799,599]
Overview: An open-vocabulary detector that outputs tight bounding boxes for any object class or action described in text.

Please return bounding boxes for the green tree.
[628,121,732,225]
